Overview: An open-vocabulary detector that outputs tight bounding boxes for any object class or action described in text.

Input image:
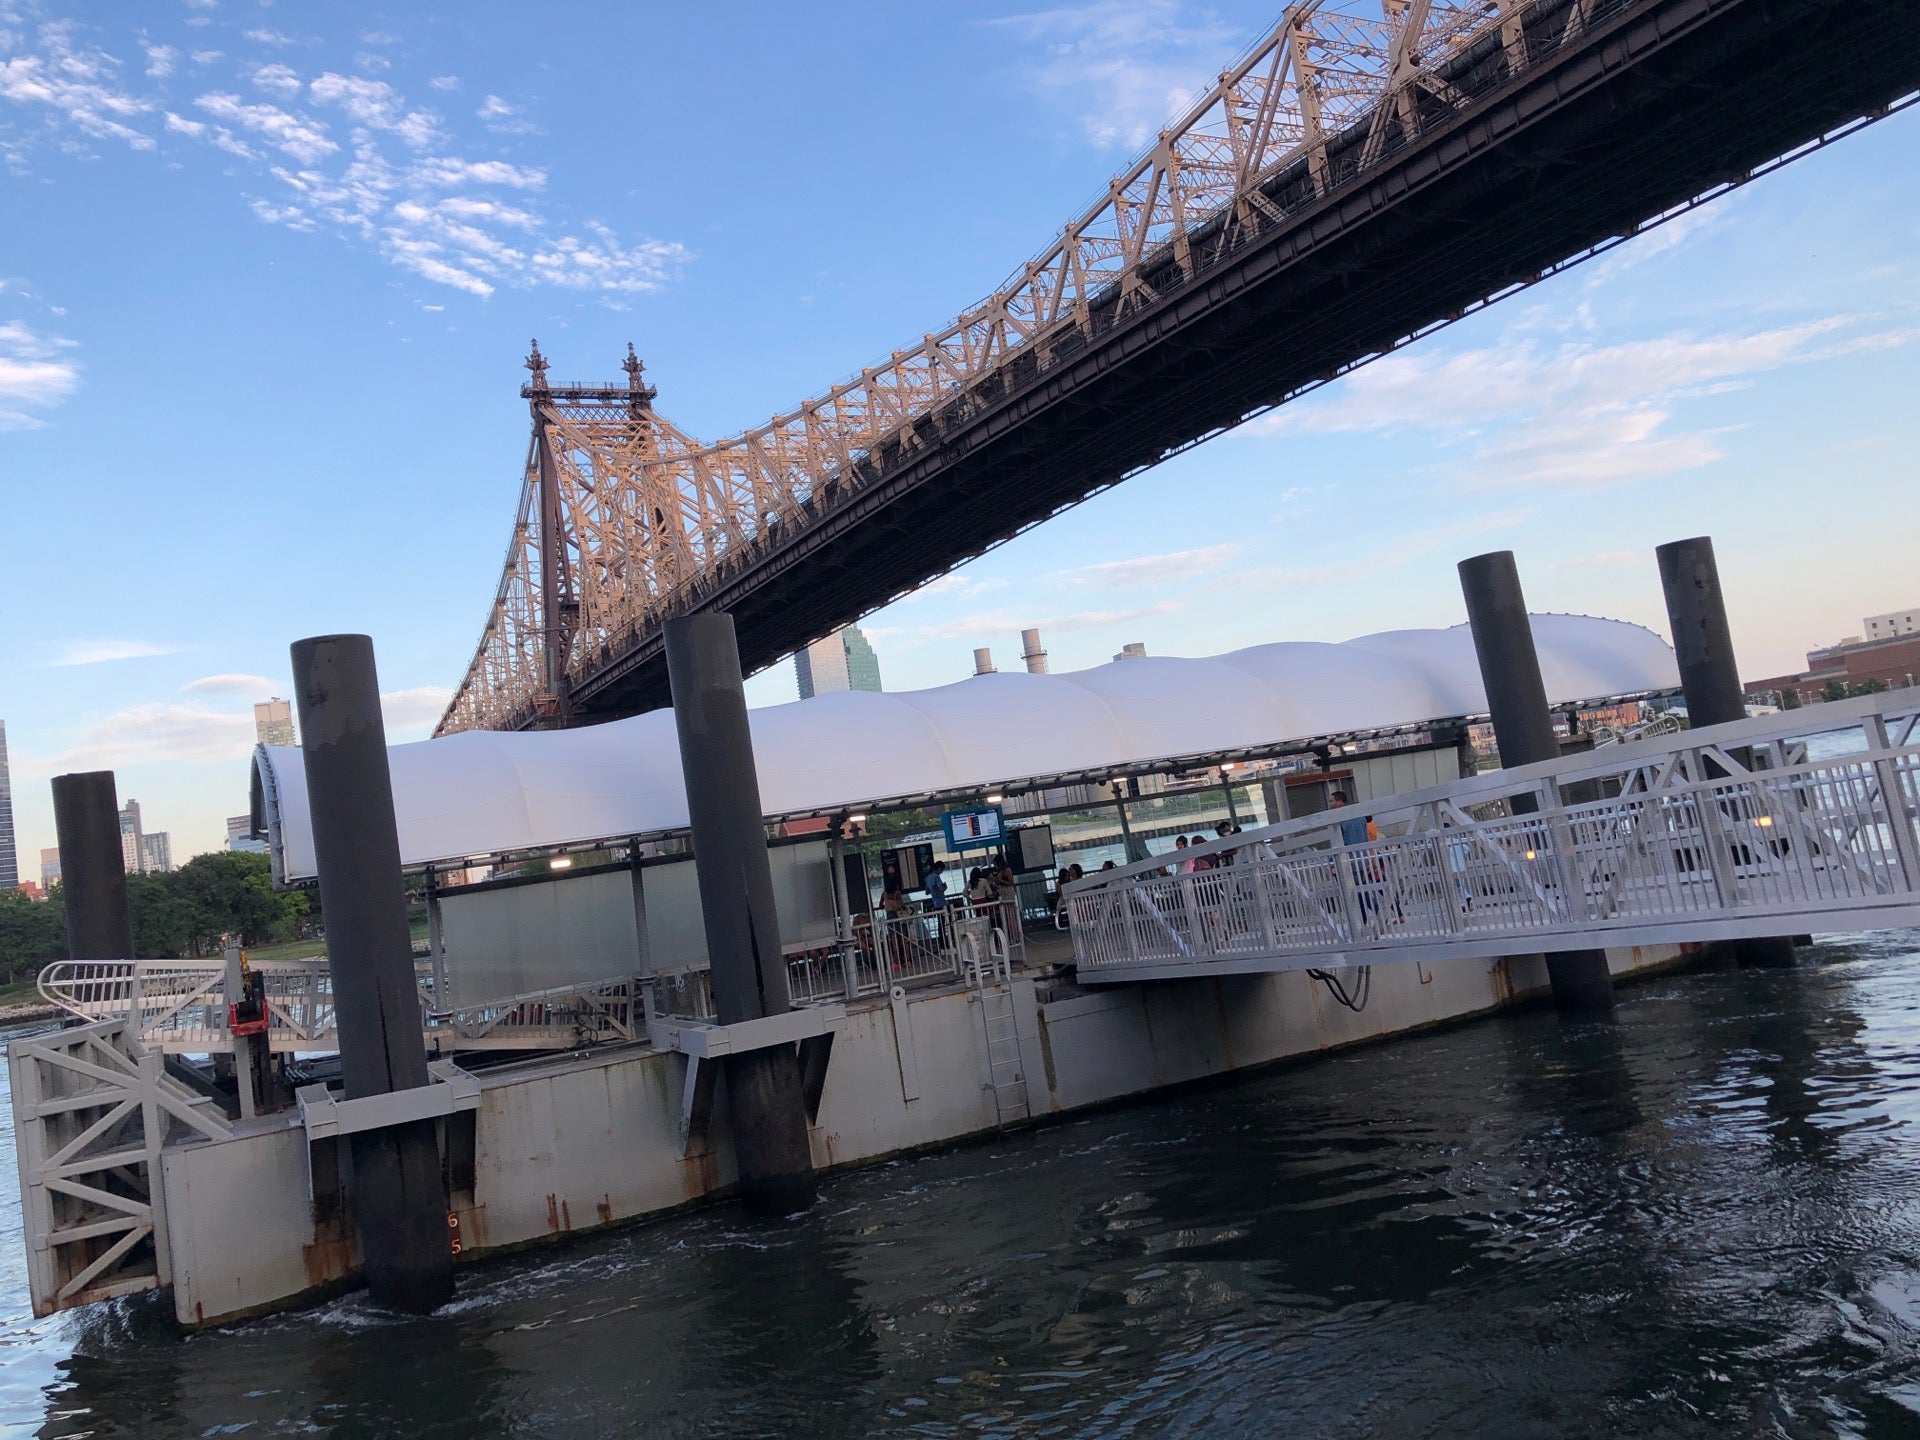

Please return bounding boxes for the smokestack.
[1020,628,1048,674]
[973,647,996,676]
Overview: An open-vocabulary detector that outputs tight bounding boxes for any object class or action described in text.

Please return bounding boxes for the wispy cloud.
[15,703,254,781]
[1259,313,1920,492]
[992,0,1241,149]
[48,639,183,667]
[476,93,539,135]
[181,673,281,696]
[1244,511,1532,590]
[1548,550,1643,572]
[0,25,686,302]
[1057,543,1241,589]
[870,602,1183,646]
[0,316,81,429]
[380,685,452,736]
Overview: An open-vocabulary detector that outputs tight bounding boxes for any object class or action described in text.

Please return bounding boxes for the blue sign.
[941,807,1005,852]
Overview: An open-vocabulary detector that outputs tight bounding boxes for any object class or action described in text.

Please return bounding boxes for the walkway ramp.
[1064,695,1920,984]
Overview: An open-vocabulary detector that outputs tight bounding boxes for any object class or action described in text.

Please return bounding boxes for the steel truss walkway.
[1064,694,1920,984]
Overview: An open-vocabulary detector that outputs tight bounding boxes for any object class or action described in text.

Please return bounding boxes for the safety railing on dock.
[1065,694,1920,982]
[36,899,1030,1051]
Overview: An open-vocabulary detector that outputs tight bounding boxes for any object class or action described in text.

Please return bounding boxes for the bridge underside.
[563,0,1920,724]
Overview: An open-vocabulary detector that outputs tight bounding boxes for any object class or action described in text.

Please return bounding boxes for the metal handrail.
[1067,695,1920,978]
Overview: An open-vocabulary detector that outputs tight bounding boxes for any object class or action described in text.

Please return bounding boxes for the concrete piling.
[290,634,454,1313]
[1656,536,1795,969]
[51,771,133,961]
[664,613,817,1215]
[1459,551,1616,1015]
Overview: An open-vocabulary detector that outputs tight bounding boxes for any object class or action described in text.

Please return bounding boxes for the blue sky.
[2,0,1916,870]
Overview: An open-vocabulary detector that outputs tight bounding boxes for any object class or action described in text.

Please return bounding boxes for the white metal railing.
[1590,711,1685,747]
[1066,693,1920,982]
[37,959,651,1054]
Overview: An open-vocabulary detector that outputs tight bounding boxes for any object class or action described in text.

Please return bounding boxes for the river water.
[5,933,1920,1437]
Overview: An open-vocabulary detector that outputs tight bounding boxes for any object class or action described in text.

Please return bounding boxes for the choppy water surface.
[7,935,1920,1437]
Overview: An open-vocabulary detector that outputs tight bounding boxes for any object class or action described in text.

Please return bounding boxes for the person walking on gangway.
[1330,791,1383,927]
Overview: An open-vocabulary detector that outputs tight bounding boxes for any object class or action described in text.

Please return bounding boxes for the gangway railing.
[36,898,1032,1052]
[37,960,647,1055]
[1065,694,1920,983]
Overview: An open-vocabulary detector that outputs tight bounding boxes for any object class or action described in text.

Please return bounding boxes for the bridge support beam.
[1459,551,1615,1015]
[291,634,454,1314]
[51,771,133,962]
[1656,536,1795,968]
[665,613,816,1216]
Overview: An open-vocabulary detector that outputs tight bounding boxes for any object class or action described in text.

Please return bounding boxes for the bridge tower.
[525,341,575,725]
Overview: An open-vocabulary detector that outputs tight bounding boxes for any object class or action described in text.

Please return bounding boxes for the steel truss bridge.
[438,0,1920,735]
[1063,694,1920,983]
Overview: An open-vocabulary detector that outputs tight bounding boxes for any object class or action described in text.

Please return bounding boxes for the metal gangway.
[1064,694,1920,984]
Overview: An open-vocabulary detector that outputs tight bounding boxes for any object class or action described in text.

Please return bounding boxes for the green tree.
[0,887,66,983]
[127,873,198,959]
[1850,678,1890,697]
[1822,680,1847,703]
[173,851,299,952]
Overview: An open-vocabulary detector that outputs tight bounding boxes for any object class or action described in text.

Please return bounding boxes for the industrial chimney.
[973,647,996,676]
[1020,628,1048,674]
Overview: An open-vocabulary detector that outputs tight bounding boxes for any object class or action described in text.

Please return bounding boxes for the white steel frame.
[1065,694,1920,982]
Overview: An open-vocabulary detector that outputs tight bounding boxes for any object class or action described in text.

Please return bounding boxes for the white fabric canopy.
[257,614,1677,881]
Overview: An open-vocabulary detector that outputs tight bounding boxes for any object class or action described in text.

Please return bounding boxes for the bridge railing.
[1066,694,1920,979]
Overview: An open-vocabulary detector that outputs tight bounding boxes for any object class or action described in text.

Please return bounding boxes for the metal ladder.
[965,932,1030,1126]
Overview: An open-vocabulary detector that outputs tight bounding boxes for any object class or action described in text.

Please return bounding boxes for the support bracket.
[295,1061,481,1143]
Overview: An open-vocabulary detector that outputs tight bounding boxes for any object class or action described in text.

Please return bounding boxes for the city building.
[1864,607,1920,642]
[16,880,43,901]
[1114,642,1148,662]
[0,718,15,891]
[120,799,145,876]
[254,697,296,748]
[1748,622,1920,705]
[141,832,173,875]
[40,847,61,891]
[228,814,268,855]
[795,626,883,700]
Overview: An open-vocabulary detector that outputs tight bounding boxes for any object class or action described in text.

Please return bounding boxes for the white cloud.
[1260,314,1920,492]
[1057,543,1242,589]
[0,22,156,154]
[250,63,302,98]
[0,316,81,429]
[0,30,686,303]
[427,75,460,92]
[18,703,254,780]
[872,602,1183,645]
[48,639,182,667]
[182,673,281,696]
[308,71,439,148]
[993,0,1240,149]
[381,686,452,736]
[243,28,307,48]
[1244,511,1532,590]
[194,90,334,162]
[1548,551,1642,572]
[476,93,538,135]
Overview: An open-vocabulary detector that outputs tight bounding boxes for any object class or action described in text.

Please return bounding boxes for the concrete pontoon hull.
[156,944,1685,1326]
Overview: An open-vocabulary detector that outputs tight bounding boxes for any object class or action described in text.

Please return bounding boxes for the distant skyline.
[2,1,1916,871]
